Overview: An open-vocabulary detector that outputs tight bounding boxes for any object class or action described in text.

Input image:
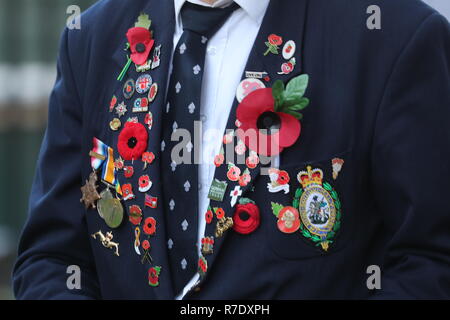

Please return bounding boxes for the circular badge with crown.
[292,166,341,251]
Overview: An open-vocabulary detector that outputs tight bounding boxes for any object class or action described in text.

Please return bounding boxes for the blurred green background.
[0,0,448,301]
[0,0,97,300]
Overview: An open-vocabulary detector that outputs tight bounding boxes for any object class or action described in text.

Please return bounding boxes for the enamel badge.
[267,168,290,194]
[331,158,344,180]
[294,166,341,251]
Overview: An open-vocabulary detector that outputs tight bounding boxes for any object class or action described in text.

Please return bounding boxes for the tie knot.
[181,2,239,38]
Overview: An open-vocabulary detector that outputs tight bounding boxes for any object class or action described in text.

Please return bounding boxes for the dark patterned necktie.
[161,2,239,295]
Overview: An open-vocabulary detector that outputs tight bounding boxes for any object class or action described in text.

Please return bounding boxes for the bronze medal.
[98,188,124,229]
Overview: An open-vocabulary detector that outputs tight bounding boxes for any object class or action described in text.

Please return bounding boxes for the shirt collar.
[174,0,269,28]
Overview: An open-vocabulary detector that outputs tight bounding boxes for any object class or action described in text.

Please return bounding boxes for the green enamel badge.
[208,179,228,202]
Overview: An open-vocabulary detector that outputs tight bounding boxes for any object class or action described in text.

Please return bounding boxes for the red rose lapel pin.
[264,34,283,56]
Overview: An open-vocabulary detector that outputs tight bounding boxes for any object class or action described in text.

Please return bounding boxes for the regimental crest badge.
[293,166,341,251]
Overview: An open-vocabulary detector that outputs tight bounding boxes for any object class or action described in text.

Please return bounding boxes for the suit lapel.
[200,0,309,286]
[110,0,176,299]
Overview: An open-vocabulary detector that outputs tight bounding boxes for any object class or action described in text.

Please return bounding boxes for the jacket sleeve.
[371,12,450,299]
[12,28,101,300]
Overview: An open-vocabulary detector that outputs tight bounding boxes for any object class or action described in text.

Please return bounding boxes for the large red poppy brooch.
[118,14,155,81]
[236,74,310,156]
[127,15,155,66]
[117,121,148,161]
[232,198,260,235]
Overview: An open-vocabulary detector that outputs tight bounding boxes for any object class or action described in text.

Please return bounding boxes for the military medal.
[80,171,101,209]
[97,188,124,229]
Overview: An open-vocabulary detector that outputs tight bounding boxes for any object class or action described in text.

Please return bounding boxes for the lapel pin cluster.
[81,12,163,285]
[79,7,346,292]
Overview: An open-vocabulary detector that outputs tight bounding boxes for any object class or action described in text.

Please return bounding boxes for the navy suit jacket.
[13,0,450,299]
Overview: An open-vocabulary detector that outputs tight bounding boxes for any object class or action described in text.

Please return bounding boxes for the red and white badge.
[136,74,152,94]
[236,78,265,103]
[148,83,158,102]
[145,194,158,208]
[277,206,300,233]
[124,166,134,178]
[133,97,149,112]
[144,111,153,130]
[282,40,296,60]
[122,183,135,201]
[138,175,152,192]
[278,58,296,75]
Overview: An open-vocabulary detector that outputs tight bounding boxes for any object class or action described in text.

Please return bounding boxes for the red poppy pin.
[118,14,155,81]
[129,205,142,225]
[205,208,213,224]
[142,151,155,170]
[271,202,300,234]
[198,256,208,277]
[143,217,157,236]
[236,74,310,157]
[148,266,161,287]
[117,121,148,161]
[232,198,260,235]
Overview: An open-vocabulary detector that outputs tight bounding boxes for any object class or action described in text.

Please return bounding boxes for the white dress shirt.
[171,0,270,299]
